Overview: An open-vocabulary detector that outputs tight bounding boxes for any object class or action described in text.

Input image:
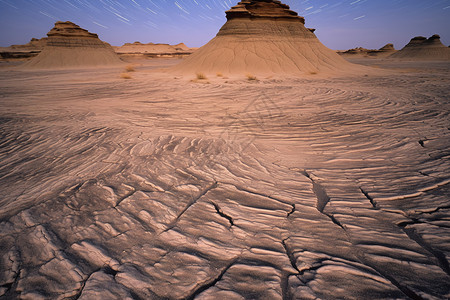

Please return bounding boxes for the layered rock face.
[172,0,356,76]
[389,34,450,60]
[224,0,304,22]
[21,21,122,69]
[44,21,107,48]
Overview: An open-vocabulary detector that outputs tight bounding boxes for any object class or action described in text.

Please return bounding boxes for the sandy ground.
[0,58,449,299]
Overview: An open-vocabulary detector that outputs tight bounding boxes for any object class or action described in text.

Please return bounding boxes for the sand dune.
[171,0,357,76]
[21,21,123,69]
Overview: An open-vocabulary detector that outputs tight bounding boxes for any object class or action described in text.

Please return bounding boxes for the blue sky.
[0,0,449,50]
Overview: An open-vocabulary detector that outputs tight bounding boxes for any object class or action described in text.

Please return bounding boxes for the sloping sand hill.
[21,21,123,69]
[171,0,357,76]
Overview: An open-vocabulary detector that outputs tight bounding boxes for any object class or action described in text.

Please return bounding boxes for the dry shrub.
[196,72,207,80]
[309,71,318,75]
[120,72,132,79]
[125,65,136,72]
[246,73,258,81]
[216,72,223,77]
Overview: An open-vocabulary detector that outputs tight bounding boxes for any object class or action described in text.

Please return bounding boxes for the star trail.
[0,0,449,49]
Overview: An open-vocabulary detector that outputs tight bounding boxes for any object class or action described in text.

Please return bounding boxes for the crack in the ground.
[114,189,137,208]
[287,204,296,218]
[299,170,330,213]
[361,262,425,300]
[185,258,237,300]
[229,183,291,205]
[211,201,234,227]
[360,187,378,209]
[72,268,100,300]
[398,223,450,276]
[161,181,218,233]
[1,267,20,298]
[281,238,300,274]
[324,213,345,229]
[299,170,345,231]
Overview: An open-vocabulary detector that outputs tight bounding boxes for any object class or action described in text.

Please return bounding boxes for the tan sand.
[21,21,123,69]
[0,58,449,299]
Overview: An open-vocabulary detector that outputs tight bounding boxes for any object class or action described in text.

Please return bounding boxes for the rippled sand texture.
[0,60,449,299]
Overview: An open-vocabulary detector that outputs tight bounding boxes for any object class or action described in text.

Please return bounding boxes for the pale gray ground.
[0,59,449,299]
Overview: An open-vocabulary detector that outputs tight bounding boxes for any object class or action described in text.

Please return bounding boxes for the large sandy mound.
[389,35,450,61]
[21,21,123,69]
[171,0,357,76]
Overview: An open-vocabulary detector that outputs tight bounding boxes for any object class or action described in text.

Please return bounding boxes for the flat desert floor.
[0,58,449,299]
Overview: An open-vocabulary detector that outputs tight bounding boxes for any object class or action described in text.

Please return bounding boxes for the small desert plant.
[216,72,223,77]
[196,72,207,80]
[125,65,136,72]
[120,72,132,79]
[246,73,258,81]
[309,71,318,75]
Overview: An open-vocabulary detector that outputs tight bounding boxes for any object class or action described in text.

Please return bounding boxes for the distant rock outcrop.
[171,0,357,76]
[388,34,450,60]
[10,37,48,51]
[378,43,395,52]
[21,21,122,69]
[0,38,48,60]
[113,41,195,58]
[337,43,396,58]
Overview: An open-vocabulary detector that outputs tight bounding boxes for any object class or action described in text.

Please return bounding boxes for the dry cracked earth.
[0,60,449,299]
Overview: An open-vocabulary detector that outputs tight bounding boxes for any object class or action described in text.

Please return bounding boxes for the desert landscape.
[0,0,449,299]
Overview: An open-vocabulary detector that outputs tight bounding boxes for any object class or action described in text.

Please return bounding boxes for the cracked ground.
[0,60,449,299]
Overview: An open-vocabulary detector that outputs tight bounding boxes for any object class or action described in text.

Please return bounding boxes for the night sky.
[0,0,449,50]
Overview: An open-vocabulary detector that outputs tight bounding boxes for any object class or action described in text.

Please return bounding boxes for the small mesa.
[20,21,123,69]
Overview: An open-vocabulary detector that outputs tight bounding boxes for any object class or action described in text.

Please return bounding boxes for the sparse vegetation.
[125,65,136,72]
[120,72,132,79]
[309,71,318,75]
[216,72,223,77]
[196,72,207,80]
[246,73,258,81]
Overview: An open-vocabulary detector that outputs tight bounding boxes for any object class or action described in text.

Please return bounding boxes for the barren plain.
[0,58,449,299]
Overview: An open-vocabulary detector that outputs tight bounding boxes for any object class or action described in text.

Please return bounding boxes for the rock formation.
[0,38,48,60]
[379,43,395,52]
[389,34,450,60]
[337,43,397,58]
[21,21,122,69]
[171,0,356,76]
[113,42,195,58]
[10,37,48,51]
